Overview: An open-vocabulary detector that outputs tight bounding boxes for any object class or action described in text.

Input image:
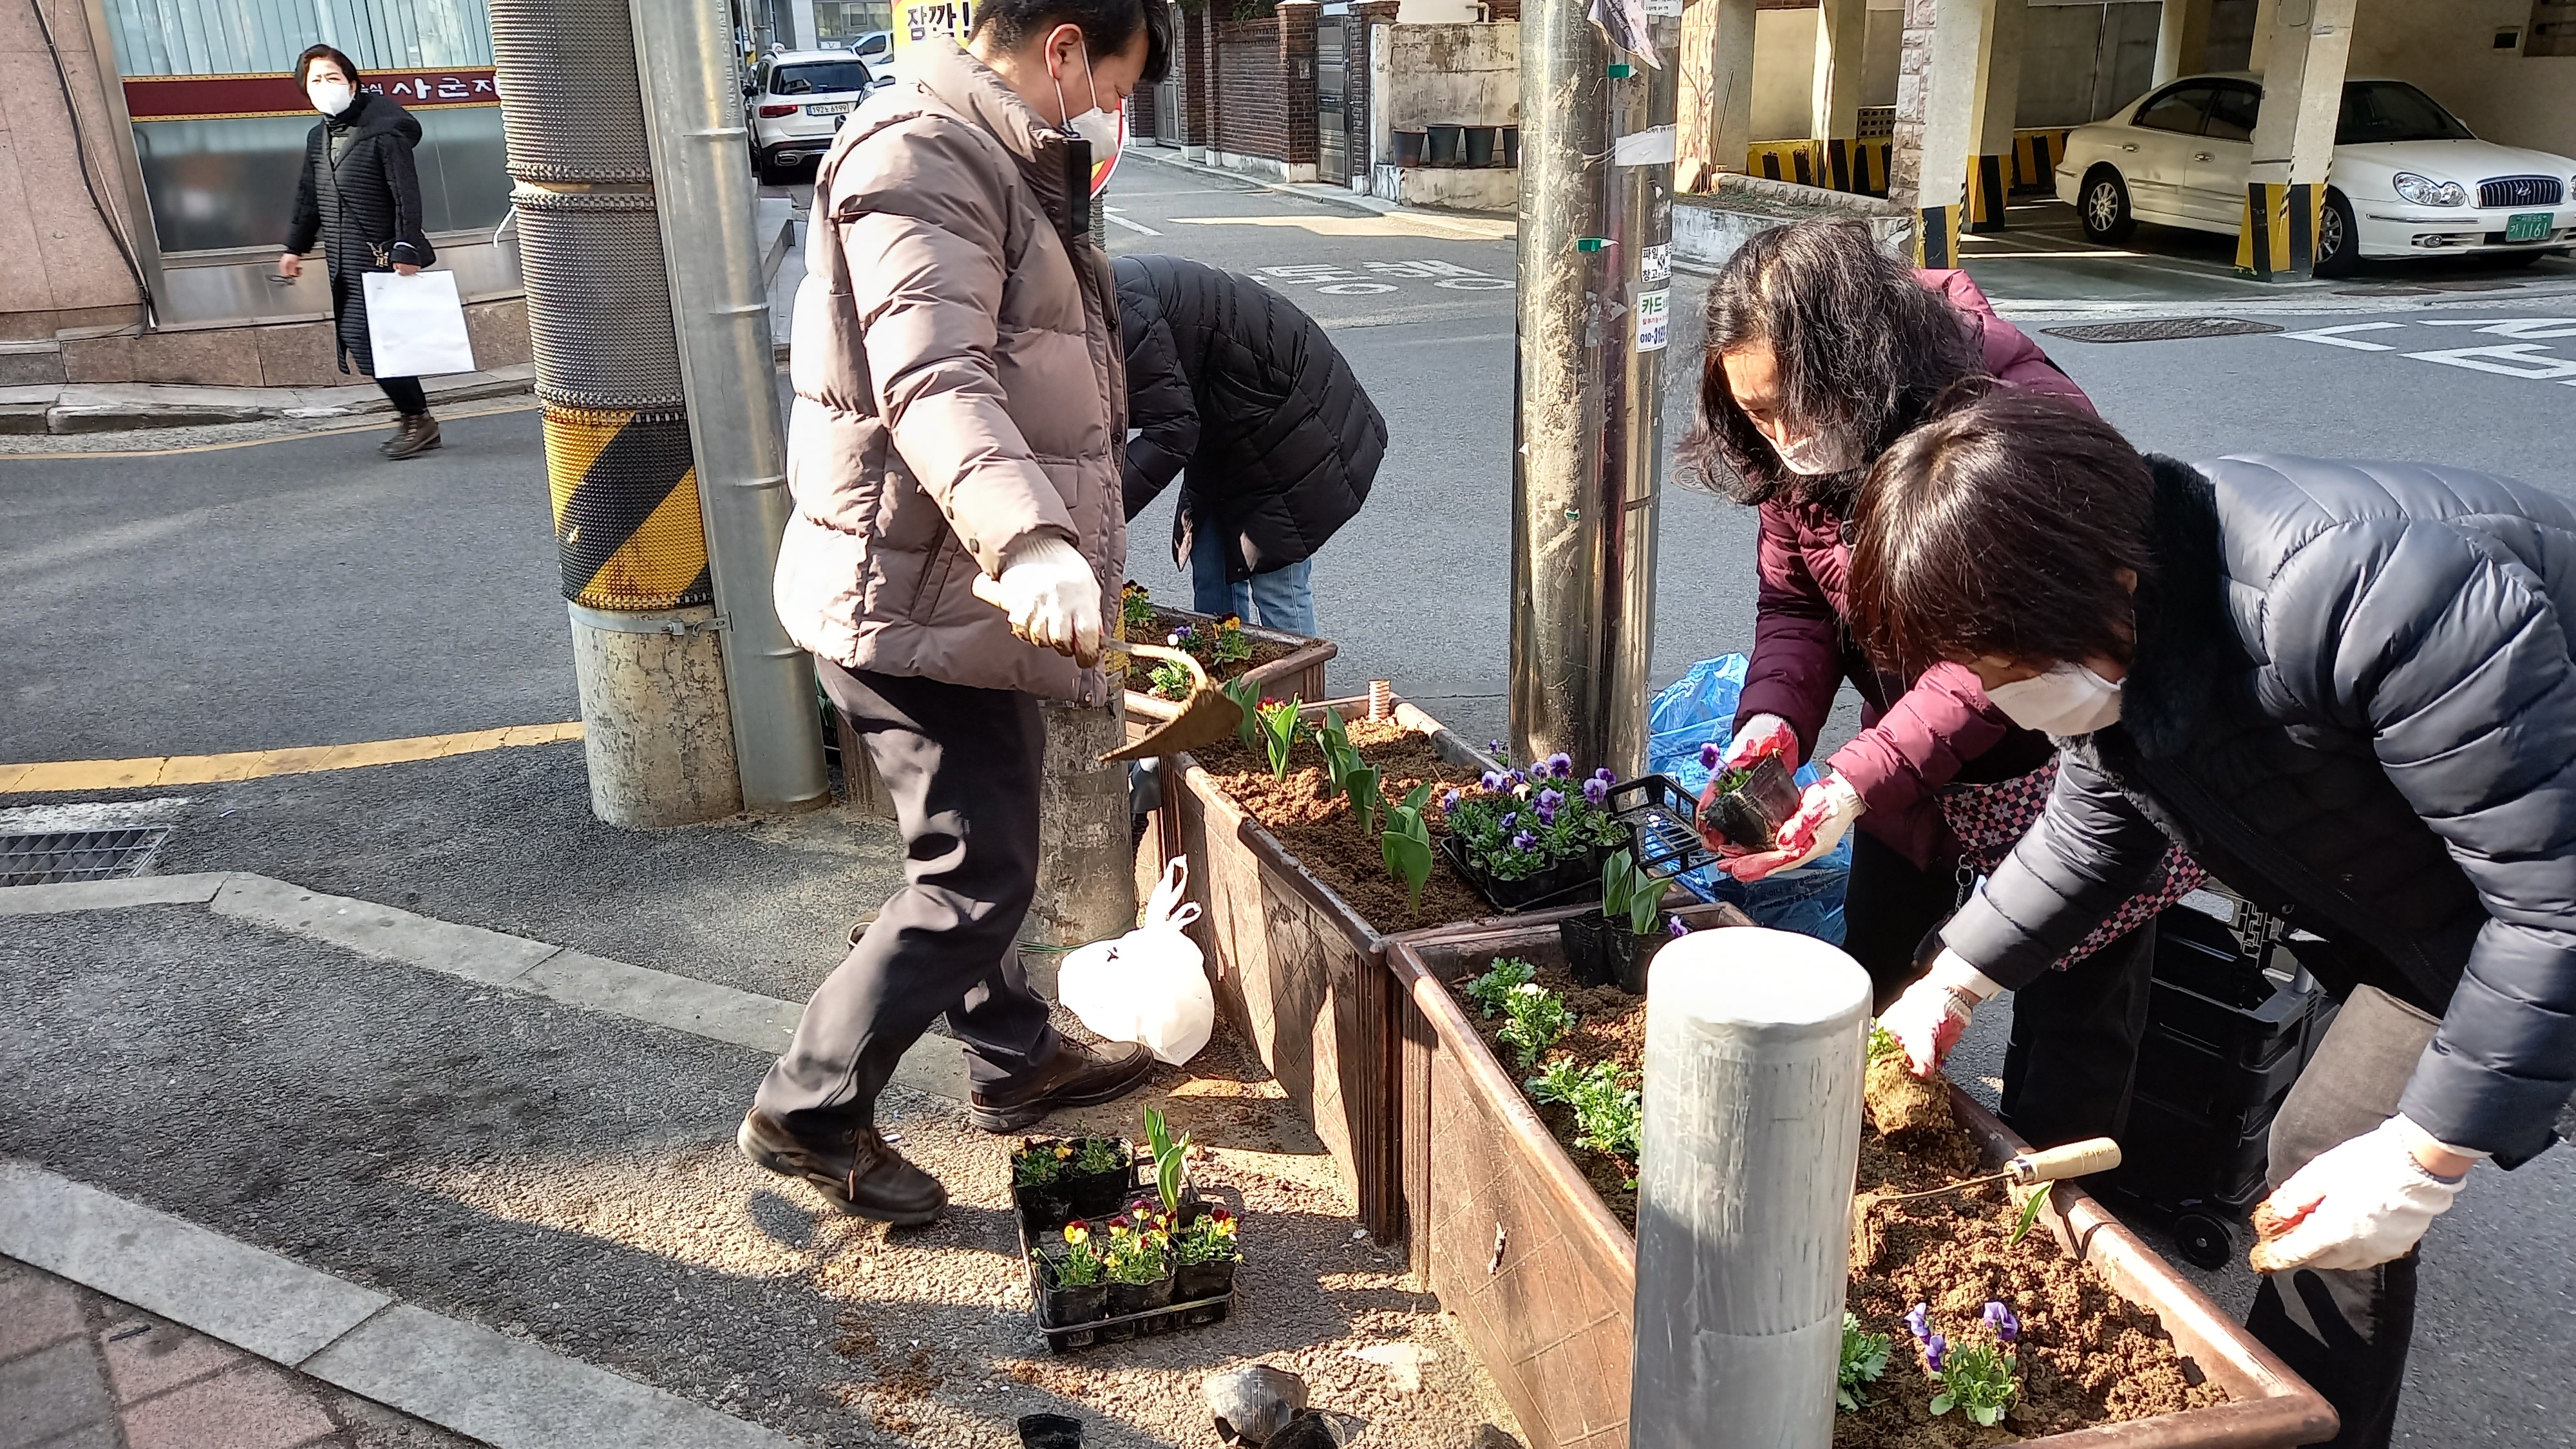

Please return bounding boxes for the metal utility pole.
[491,0,824,826]
[630,0,830,817]
[1510,0,1681,781]
[1631,927,1871,1448]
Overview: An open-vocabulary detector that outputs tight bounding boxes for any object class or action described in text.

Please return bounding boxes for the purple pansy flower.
[1582,777,1609,806]
[1488,739,1505,759]
[1668,916,1690,938]
[1538,788,1564,813]
[1500,812,1518,833]
[1924,1333,1948,1372]
[1442,790,1462,812]
[1982,1302,2019,1343]
[1535,802,1558,827]
[1545,752,1573,779]
[1905,1303,1931,1343]
[1510,767,1528,786]
[1511,831,1537,851]
[1481,771,1506,793]
[1699,741,1723,771]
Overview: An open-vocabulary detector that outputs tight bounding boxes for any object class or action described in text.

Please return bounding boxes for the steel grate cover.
[0,828,173,888]
[2042,317,2286,344]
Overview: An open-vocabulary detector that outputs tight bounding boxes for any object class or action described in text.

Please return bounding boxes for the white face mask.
[1768,427,1857,477]
[308,78,355,115]
[1985,663,2125,737]
[1050,41,1122,194]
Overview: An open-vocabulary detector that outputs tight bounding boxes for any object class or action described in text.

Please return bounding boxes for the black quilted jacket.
[285,91,435,377]
[1115,254,1386,580]
[1944,453,2576,1162]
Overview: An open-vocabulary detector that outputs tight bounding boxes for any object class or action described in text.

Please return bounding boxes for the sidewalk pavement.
[0,365,537,437]
[0,1255,480,1449]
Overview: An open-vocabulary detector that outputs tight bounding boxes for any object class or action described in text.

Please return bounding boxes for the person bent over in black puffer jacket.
[1856,390,2576,1449]
[1115,253,1387,637]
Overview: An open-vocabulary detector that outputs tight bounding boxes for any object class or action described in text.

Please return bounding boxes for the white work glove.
[1721,713,1799,772]
[1721,773,1864,882]
[970,533,1103,667]
[1879,949,2002,1079]
[2248,1115,2481,1274]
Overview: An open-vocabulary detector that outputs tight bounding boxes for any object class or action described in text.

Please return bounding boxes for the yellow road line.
[0,721,583,794]
[0,399,541,462]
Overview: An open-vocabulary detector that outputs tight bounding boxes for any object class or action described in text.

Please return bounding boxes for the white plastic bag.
[1057,857,1215,1066]
[362,269,477,377]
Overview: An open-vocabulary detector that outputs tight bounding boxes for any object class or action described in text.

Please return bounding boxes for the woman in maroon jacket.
[1685,218,2200,1153]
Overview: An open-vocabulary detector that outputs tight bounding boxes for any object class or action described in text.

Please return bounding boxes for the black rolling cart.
[2108,891,2338,1268]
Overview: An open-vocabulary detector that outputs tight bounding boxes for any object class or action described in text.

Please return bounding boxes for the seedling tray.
[1600,773,1714,880]
[1019,1164,1240,1353]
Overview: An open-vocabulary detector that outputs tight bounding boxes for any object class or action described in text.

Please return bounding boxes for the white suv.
[746,51,880,183]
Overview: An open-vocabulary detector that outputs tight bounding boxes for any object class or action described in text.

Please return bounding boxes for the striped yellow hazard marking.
[2012,128,2070,189]
[1741,138,1891,196]
[543,405,710,611]
[2237,182,2319,280]
[1917,203,1964,268]
[0,723,583,795]
[1969,152,2011,231]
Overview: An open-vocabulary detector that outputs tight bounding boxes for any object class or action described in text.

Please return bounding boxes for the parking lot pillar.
[1889,0,1996,265]
[2246,0,2281,71]
[1813,0,1870,192]
[1969,0,2025,232]
[1679,0,1758,189]
[2239,0,2356,280]
[2152,0,2213,85]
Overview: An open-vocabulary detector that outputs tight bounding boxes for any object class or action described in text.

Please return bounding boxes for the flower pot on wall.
[1501,126,1519,167]
[1391,129,1428,167]
[1424,124,1464,166]
[1463,126,1499,167]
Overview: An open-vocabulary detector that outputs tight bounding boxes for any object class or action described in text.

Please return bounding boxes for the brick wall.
[1183,6,1213,148]
[1278,1,1320,168]
[1349,0,1401,182]
[1214,15,1289,157]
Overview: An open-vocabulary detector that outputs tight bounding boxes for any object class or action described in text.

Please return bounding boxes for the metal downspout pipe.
[1509,0,1680,781]
[629,0,829,817]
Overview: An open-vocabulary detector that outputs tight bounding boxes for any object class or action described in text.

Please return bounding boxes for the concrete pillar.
[2152,0,2213,85]
[1889,0,1994,266]
[786,0,819,49]
[1677,0,1758,191]
[2239,0,2354,279]
[1969,0,2024,232]
[567,605,744,827]
[1814,0,1870,191]
[2246,0,2280,73]
[1628,929,1871,1448]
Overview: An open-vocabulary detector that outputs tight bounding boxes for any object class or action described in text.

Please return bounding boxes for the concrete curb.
[0,1162,808,1449]
[0,366,540,437]
[0,871,970,1102]
[1123,144,1517,239]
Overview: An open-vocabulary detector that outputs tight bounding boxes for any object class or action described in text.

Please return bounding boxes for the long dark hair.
[1848,390,2155,677]
[1680,218,1989,511]
[295,43,362,88]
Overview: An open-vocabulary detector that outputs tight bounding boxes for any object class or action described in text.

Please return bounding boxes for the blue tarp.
[1645,654,1850,945]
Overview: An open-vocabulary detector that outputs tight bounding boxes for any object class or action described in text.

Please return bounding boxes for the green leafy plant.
[1381,782,1435,914]
[1210,614,1254,668]
[1148,659,1193,701]
[1497,982,1573,1069]
[1528,1058,1642,1162]
[1866,1021,1898,1063]
[1013,1139,1075,1187]
[1074,1137,1124,1175]
[1258,696,1304,779]
[1222,674,1264,744]
[1462,956,1536,1018]
[1836,1312,1892,1412]
[1927,1341,2018,1427]
[1440,760,1626,883]
[1143,1106,1189,1218]
[1120,581,1153,635]
[1173,1203,1242,1265]
[1344,762,1383,837]
[1100,1219,1172,1285]
[2011,1188,2050,1245]
[1314,708,1356,800]
[1045,1220,1104,1287]
[1601,848,1668,936]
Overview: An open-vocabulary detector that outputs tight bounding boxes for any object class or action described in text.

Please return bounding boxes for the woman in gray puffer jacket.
[1858,390,2576,1449]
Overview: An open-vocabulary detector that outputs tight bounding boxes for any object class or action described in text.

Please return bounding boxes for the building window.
[2529,0,2576,56]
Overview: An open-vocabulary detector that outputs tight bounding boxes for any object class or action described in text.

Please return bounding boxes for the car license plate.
[807,102,852,115]
[2506,211,2552,242]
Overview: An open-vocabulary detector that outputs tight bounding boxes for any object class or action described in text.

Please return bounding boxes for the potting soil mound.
[1191,719,1490,932]
[1122,609,1298,695]
[1461,956,2229,1446]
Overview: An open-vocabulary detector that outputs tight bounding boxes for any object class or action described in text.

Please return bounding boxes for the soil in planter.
[1192,718,1490,931]
[1124,608,1299,696]
[1458,956,2230,1446]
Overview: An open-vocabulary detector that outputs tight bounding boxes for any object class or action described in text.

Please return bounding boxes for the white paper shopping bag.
[363,269,477,377]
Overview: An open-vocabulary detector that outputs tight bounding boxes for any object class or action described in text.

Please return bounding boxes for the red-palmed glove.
[1878,949,2002,1078]
[1719,773,1864,882]
[1721,712,1799,773]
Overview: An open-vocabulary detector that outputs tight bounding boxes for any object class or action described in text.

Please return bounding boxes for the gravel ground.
[0,905,1523,1448]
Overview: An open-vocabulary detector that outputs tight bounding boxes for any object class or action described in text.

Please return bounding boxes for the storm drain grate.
[0,828,173,888]
[2042,317,2286,344]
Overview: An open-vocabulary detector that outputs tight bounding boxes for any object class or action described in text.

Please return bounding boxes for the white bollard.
[1630,927,1872,1449]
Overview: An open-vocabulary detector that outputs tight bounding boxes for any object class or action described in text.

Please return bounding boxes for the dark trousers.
[1841,829,2155,1150]
[2246,985,2436,1449]
[377,375,428,415]
[754,663,1060,1133]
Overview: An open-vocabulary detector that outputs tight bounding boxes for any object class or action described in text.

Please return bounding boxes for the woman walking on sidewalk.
[279,44,440,459]
[741,0,1170,1226]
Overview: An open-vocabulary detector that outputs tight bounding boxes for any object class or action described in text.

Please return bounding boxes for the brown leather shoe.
[967,1038,1156,1133]
[736,1109,947,1225]
[384,413,441,460]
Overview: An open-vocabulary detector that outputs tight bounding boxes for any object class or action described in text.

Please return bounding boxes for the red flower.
[1209,1205,1232,1223]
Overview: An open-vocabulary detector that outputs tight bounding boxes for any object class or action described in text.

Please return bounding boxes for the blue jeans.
[1188,521,1316,636]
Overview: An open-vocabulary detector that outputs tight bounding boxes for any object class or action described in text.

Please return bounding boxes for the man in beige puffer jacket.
[739,0,1168,1225]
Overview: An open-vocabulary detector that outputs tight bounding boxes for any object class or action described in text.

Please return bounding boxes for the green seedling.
[1345,763,1383,837]
[1528,1058,1642,1162]
[1381,782,1435,913]
[1258,697,1304,779]
[1600,848,1667,936]
[1497,982,1572,1069]
[1315,708,1354,797]
[1836,1313,1892,1412]
[1148,659,1192,701]
[1928,1341,2018,1427]
[1224,674,1264,744]
[1074,1137,1124,1175]
[1143,1106,1190,1218]
[1463,956,1535,1018]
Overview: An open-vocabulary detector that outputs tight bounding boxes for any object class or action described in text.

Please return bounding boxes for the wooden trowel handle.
[2009,1138,2122,1183]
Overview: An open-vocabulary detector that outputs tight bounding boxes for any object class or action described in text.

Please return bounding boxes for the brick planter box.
[1385,918,2339,1449]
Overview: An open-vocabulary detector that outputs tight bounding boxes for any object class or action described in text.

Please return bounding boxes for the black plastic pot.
[1173,1256,1239,1323]
[1702,753,1802,851]
[1463,125,1499,166]
[1425,124,1464,166]
[1019,1413,1084,1449]
[1065,1144,1135,1219]
[1013,1182,1075,1236]
[1391,129,1428,167]
[1101,1271,1176,1341]
[1501,126,1520,166]
[1558,913,1668,994]
[1441,835,1605,913]
[1035,1273,1108,1331]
